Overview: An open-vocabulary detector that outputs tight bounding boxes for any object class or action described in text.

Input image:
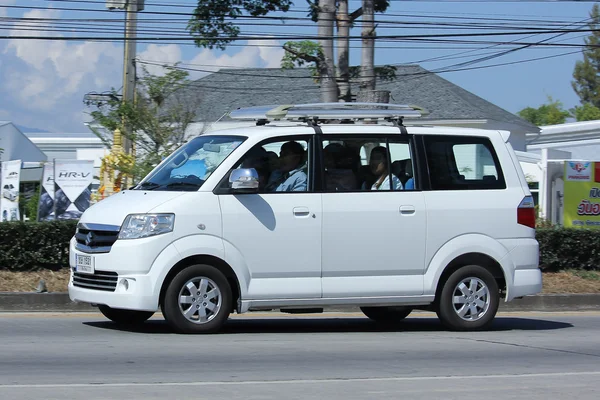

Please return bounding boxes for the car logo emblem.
[85,232,94,246]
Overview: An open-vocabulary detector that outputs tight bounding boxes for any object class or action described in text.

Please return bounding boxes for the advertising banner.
[563,161,600,229]
[37,162,55,221]
[37,160,94,220]
[0,160,21,222]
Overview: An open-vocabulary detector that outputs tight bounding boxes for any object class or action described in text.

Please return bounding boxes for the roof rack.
[227,103,430,126]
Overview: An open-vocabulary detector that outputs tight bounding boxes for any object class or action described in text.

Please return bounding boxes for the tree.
[187,0,292,50]
[337,0,351,101]
[188,1,394,102]
[572,102,600,121]
[317,0,338,102]
[282,0,394,102]
[87,65,200,184]
[361,0,375,91]
[517,97,571,126]
[572,4,600,108]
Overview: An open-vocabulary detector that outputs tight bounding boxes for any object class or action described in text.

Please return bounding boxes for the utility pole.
[106,1,142,153]
[105,0,143,192]
[121,0,140,157]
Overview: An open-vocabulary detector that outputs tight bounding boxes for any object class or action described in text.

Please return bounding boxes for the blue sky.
[0,0,597,132]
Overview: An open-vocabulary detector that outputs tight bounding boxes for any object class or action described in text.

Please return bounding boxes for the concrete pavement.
[1,312,599,399]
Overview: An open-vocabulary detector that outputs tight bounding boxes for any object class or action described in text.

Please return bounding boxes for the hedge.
[0,221,78,271]
[0,222,598,272]
[537,228,600,272]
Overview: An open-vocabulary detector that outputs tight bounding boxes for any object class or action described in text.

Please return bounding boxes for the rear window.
[423,135,506,190]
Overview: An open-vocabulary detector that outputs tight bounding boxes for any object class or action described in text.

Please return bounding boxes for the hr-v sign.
[58,172,91,179]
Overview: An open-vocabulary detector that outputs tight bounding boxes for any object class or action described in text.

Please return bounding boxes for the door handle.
[399,205,416,215]
[293,207,310,217]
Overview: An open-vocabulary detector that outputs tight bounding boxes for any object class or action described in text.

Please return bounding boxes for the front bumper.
[68,235,177,312]
[68,271,159,312]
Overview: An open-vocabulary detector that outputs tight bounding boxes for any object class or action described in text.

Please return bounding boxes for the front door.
[319,136,427,298]
[218,136,322,300]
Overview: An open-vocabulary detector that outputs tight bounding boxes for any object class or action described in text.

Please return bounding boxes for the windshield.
[133,135,246,191]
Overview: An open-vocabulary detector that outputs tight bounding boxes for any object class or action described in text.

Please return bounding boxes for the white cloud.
[1,9,286,132]
[255,39,286,68]
[0,0,15,18]
[189,38,285,73]
[2,8,123,123]
[137,44,183,76]
[136,38,285,80]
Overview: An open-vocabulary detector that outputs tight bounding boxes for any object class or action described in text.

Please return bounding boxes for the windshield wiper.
[135,181,160,190]
[164,182,202,191]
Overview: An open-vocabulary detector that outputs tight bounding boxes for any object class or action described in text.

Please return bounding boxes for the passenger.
[265,141,308,192]
[240,147,269,190]
[323,143,358,191]
[266,151,279,172]
[364,146,403,191]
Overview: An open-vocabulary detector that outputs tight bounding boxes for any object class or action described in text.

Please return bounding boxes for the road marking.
[1,371,600,389]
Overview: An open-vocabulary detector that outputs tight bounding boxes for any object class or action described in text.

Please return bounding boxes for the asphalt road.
[1,311,599,400]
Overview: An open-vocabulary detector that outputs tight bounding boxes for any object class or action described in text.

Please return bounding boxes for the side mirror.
[229,168,259,193]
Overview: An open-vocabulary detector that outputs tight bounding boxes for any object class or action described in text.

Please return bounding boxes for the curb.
[1,292,599,312]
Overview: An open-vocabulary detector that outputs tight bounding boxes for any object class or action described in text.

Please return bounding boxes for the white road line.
[2,371,600,389]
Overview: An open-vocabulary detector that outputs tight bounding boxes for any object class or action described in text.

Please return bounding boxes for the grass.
[540,270,600,294]
[1,269,600,294]
[0,269,71,293]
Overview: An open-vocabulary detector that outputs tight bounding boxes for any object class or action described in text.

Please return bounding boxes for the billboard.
[563,161,600,229]
[0,160,21,222]
[37,160,94,221]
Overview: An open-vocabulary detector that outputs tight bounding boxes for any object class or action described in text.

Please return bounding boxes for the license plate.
[76,254,94,274]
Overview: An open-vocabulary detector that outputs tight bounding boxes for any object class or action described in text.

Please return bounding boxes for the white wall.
[76,148,106,168]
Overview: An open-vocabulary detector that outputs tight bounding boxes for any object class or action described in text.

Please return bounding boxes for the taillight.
[517,196,536,229]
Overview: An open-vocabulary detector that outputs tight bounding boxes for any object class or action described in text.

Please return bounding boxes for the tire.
[162,264,232,334]
[98,305,154,325]
[436,265,499,331]
[360,306,413,322]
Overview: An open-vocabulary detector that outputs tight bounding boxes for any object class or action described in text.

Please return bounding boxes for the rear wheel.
[97,305,154,325]
[162,264,232,334]
[360,306,413,322]
[436,265,499,331]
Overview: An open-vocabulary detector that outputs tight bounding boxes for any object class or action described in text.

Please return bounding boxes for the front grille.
[73,270,118,292]
[75,224,119,253]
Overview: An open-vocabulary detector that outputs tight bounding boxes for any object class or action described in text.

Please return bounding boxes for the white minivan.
[68,103,542,333]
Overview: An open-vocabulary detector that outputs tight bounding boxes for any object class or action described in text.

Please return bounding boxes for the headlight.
[119,214,175,239]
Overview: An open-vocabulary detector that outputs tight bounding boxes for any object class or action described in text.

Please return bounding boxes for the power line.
[36,0,594,26]
[1,26,598,42]
[417,16,589,73]
[116,49,582,99]
[2,13,585,29]
[136,47,582,84]
[2,3,594,27]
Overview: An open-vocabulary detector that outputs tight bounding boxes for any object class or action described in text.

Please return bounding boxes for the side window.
[389,142,416,191]
[220,137,310,193]
[322,137,414,192]
[424,136,506,190]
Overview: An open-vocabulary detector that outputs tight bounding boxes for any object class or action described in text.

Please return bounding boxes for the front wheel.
[97,305,154,325]
[360,306,413,322]
[162,264,232,334]
[436,265,499,331]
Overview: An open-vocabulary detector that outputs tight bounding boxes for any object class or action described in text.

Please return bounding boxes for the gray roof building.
[183,65,539,151]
